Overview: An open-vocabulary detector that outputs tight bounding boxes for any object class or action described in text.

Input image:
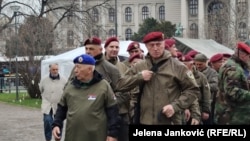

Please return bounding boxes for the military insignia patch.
[205,83,210,90]
[89,37,93,44]
[88,94,96,100]
[134,44,138,48]
[78,56,83,63]
[186,70,195,80]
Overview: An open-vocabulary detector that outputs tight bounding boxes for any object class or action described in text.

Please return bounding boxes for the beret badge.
[134,44,138,48]
[78,57,83,63]
[89,38,93,44]
[182,56,186,61]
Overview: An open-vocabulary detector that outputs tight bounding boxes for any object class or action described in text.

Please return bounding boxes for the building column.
[229,0,236,46]
[248,1,250,40]
[198,0,205,39]
[181,0,188,38]
[134,4,139,32]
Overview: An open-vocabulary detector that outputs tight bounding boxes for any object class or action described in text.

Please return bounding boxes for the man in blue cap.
[52,54,120,141]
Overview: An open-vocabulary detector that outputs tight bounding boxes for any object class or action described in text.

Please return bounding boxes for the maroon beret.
[178,55,193,62]
[127,41,140,52]
[210,53,223,63]
[104,37,119,48]
[165,39,176,49]
[128,54,142,63]
[142,32,164,43]
[186,50,199,58]
[84,37,101,46]
[176,51,183,58]
[222,53,232,58]
[237,42,250,54]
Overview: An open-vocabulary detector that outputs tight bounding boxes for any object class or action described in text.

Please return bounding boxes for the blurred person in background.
[39,63,67,141]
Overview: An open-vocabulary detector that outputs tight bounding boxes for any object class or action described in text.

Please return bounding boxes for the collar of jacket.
[232,55,248,69]
[104,52,118,65]
[49,73,60,80]
[94,53,104,65]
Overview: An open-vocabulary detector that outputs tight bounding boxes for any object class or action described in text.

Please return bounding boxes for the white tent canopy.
[174,37,234,58]
[41,40,147,79]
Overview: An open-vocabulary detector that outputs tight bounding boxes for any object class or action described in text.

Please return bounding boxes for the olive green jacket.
[115,51,200,125]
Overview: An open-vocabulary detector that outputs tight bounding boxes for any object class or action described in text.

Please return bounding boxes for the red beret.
[128,54,143,63]
[222,53,232,58]
[186,50,199,58]
[104,37,119,48]
[83,37,101,46]
[237,42,250,54]
[210,53,223,63]
[127,41,140,52]
[179,55,193,62]
[165,39,176,49]
[142,32,164,43]
[176,51,183,58]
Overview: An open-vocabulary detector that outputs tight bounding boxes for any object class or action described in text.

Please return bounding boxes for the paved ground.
[0,101,65,141]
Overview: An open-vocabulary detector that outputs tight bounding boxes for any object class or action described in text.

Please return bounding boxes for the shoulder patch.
[186,70,195,80]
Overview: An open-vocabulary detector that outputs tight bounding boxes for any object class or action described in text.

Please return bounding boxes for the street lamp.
[10,5,20,101]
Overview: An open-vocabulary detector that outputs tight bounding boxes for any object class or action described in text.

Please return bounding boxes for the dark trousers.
[118,114,129,141]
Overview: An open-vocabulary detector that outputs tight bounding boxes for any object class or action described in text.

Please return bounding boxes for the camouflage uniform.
[218,55,250,124]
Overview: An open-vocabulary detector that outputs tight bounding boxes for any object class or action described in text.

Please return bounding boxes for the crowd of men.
[40,31,250,141]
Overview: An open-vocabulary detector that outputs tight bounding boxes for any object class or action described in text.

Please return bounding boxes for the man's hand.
[191,118,199,125]
[201,112,209,120]
[184,109,191,121]
[162,104,175,118]
[52,126,61,141]
[141,70,153,81]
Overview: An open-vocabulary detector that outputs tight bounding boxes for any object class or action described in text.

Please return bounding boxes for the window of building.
[142,6,149,20]
[109,29,116,37]
[92,29,99,37]
[207,1,225,43]
[237,0,247,13]
[159,6,165,20]
[92,8,99,22]
[189,0,198,16]
[67,30,74,46]
[125,7,132,22]
[109,8,115,23]
[67,11,74,23]
[208,1,224,15]
[238,22,247,40]
[189,23,198,39]
[125,28,132,40]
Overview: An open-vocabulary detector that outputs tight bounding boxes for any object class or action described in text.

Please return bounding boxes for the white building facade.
[50,0,249,51]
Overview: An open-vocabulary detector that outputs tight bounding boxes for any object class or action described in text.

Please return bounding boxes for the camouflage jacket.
[218,56,250,124]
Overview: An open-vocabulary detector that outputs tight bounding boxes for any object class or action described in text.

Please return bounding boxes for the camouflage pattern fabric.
[217,56,250,124]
